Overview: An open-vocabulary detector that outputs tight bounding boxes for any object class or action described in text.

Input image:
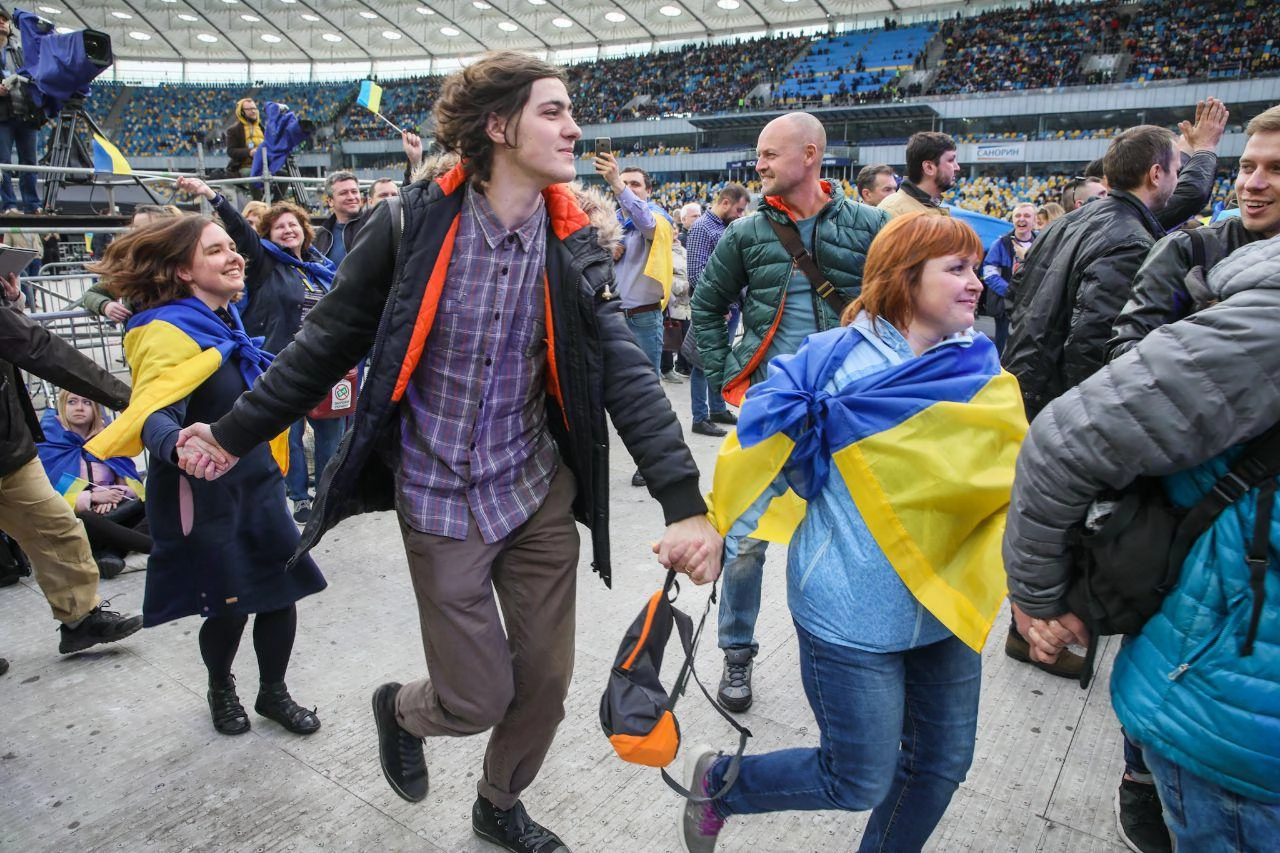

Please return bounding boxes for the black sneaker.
[292,499,313,525]
[717,647,755,712]
[708,411,739,426]
[472,797,571,853]
[58,602,143,654]
[631,470,646,488]
[371,683,428,802]
[691,420,728,437]
[95,552,126,580]
[0,657,9,677]
[1115,778,1172,853]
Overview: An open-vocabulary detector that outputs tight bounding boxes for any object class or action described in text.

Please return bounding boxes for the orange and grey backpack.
[599,570,750,800]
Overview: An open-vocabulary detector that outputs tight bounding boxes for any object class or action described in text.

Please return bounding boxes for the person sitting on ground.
[85,213,326,739]
[36,390,150,580]
[682,212,1027,852]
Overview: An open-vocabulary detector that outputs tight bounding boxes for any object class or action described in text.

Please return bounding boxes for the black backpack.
[0,531,32,586]
[1066,421,1280,686]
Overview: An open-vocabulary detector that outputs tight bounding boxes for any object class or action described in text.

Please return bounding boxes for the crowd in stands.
[564,37,808,125]
[74,0,1280,160]
[1125,0,1280,81]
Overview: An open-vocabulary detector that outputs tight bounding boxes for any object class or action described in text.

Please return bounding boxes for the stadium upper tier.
[72,0,1277,159]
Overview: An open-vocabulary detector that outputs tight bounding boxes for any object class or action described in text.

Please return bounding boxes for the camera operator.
[225,98,262,199]
[0,9,39,213]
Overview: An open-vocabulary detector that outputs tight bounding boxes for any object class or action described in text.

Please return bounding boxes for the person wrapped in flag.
[679,212,1028,853]
[84,215,327,740]
[36,389,150,580]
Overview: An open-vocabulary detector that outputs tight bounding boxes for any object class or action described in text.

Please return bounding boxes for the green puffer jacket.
[691,183,887,401]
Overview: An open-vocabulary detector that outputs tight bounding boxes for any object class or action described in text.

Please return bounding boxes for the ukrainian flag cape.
[86,298,289,474]
[707,324,1027,652]
[619,203,675,309]
[36,409,145,505]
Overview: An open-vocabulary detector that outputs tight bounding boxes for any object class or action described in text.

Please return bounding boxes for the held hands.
[89,486,127,513]
[1012,603,1090,664]
[2,272,20,306]
[653,515,724,585]
[176,423,238,480]
[175,175,217,201]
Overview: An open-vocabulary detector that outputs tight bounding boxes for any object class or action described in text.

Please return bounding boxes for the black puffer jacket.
[1002,189,1166,420]
[211,159,705,585]
[0,303,130,476]
[1108,217,1260,360]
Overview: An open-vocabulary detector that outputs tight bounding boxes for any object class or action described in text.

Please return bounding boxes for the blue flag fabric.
[250,102,308,178]
[258,240,337,292]
[13,10,108,115]
[737,326,1005,500]
[126,297,274,392]
[36,409,142,495]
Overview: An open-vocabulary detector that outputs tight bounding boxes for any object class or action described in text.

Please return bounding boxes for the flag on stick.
[91,134,132,175]
[356,79,404,134]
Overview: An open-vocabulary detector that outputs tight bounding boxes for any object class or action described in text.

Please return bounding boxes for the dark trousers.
[394,466,580,809]
[78,498,151,556]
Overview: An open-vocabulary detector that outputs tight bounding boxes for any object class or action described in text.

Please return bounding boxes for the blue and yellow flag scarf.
[36,409,145,506]
[707,325,1027,651]
[86,298,289,474]
[619,202,675,309]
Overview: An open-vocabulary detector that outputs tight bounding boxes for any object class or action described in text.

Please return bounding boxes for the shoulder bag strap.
[658,573,752,803]
[1240,480,1274,657]
[764,216,850,317]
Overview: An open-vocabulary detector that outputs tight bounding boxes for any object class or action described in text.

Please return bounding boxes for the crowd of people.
[2,22,1279,853]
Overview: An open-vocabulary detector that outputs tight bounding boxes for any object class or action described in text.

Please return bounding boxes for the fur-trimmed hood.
[410,151,621,254]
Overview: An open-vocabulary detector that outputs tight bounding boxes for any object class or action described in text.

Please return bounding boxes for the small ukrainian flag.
[357,80,382,115]
[91,134,132,175]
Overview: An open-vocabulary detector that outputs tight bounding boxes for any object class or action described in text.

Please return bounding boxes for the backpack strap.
[765,216,850,318]
[1183,228,1216,310]
[1241,480,1274,657]
[657,571,752,803]
[1186,226,1207,271]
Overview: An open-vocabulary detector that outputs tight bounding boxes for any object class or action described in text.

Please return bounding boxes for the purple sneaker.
[678,744,725,853]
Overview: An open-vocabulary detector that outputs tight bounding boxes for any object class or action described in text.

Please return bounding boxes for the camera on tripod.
[7,6,113,122]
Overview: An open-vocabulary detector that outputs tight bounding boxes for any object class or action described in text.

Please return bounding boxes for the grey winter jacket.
[1003,235,1280,618]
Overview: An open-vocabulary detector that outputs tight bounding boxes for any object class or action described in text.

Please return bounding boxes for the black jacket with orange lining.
[211,158,706,585]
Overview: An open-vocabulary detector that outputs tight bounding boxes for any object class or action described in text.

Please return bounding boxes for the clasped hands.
[175,423,237,480]
[1012,603,1090,664]
[175,421,725,583]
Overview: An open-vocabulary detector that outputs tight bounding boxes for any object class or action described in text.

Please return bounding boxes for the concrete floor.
[0,340,1131,853]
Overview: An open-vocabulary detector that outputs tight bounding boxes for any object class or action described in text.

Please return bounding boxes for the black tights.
[198,605,297,684]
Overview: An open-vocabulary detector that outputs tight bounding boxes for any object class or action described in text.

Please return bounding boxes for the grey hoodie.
[1003,236,1280,617]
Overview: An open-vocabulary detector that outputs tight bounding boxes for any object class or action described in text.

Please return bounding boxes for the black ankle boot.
[208,676,251,736]
[255,681,321,735]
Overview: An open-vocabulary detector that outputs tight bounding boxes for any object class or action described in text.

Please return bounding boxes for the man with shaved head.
[692,111,887,711]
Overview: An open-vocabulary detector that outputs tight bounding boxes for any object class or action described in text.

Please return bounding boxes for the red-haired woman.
[683,212,1027,851]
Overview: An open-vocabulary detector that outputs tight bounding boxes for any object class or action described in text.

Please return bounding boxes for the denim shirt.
[740,314,974,652]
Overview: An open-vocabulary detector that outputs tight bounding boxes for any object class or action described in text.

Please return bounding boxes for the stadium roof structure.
[48,0,963,71]
[690,101,937,128]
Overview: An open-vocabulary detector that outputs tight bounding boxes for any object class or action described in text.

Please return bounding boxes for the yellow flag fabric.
[644,215,675,310]
[706,330,1026,653]
[87,320,289,474]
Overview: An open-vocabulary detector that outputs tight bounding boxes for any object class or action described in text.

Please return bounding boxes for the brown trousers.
[395,466,580,810]
[0,456,100,622]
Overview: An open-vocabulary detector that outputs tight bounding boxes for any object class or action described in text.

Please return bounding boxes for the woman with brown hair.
[85,214,326,738]
[177,176,341,525]
[684,212,1027,852]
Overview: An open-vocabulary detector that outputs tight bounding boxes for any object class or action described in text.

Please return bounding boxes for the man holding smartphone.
[593,147,675,487]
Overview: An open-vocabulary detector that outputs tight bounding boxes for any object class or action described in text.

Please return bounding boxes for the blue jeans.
[285,417,344,502]
[708,625,981,851]
[727,303,741,343]
[625,309,663,377]
[717,536,767,651]
[0,118,40,212]
[690,366,727,423]
[1144,748,1280,852]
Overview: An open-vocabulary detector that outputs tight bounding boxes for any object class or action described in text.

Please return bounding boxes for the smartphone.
[595,137,611,157]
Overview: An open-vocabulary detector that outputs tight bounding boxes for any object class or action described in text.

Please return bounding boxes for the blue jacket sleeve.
[982,239,1011,297]
[142,400,189,466]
